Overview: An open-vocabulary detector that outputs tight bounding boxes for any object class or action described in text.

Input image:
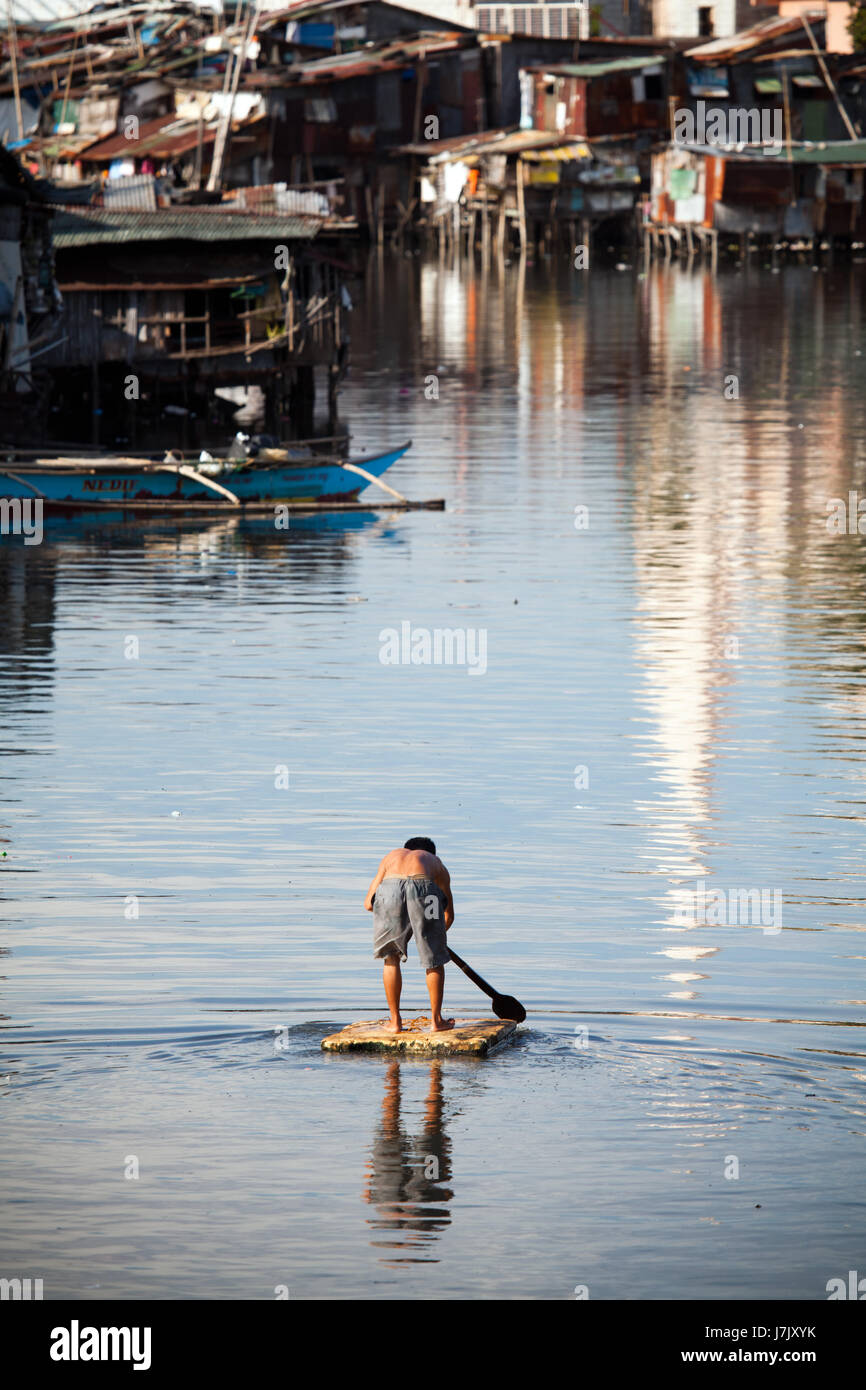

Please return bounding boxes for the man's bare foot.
[429,1017,455,1032]
[384,1017,402,1034]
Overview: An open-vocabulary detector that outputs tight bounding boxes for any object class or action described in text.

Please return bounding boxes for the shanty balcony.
[96,282,346,364]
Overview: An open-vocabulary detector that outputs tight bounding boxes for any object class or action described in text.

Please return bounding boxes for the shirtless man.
[364,837,455,1034]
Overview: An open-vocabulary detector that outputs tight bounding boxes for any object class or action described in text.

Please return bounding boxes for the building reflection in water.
[362,1059,454,1264]
[626,266,866,993]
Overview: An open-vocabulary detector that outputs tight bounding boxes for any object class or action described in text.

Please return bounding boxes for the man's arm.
[439,865,454,929]
[364,855,390,912]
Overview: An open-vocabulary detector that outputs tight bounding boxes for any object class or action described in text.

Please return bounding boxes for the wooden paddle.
[447,947,526,1023]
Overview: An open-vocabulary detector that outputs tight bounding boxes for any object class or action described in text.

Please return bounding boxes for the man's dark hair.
[404,836,436,855]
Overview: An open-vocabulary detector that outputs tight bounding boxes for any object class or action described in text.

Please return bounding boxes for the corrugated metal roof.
[35,2,205,31]
[676,139,866,165]
[752,49,817,62]
[276,0,362,14]
[286,30,471,82]
[103,173,158,209]
[276,0,471,23]
[7,0,136,21]
[521,143,592,162]
[686,11,825,62]
[529,54,667,79]
[394,128,556,161]
[50,207,324,247]
[77,114,219,164]
[39,133,99,159]
[774,140,866,164]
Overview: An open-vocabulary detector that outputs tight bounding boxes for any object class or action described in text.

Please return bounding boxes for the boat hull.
[0,444,412,510]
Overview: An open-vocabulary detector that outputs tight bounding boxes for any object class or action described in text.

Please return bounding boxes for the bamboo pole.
[481,178,489,264]
[194,109,204,189]
[337,461,410,503]
[5,0,23,142]
[800,15,858,140]
[0,469,46,497]
[782,66,794,199]
[208,3,260,192]
[59,31,80,133]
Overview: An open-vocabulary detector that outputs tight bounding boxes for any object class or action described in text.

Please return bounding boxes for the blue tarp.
[297,23,335,49]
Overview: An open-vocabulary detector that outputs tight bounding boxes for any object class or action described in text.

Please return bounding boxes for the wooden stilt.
[364,185,374,240]
[516,158,527,255]
[581,218,591,267]
[481,184,490,265]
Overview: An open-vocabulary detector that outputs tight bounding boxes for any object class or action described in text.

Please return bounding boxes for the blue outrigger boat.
[0,439,441,514]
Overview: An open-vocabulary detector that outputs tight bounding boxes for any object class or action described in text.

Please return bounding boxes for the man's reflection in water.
[362,1059,453,1263]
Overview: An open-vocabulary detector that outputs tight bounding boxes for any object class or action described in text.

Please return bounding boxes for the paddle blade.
[492,993,526,1024]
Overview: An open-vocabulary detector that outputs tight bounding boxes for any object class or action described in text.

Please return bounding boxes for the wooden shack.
[42,203,348,443]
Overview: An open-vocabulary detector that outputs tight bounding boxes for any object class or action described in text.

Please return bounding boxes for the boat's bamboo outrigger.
[0,439,444,514]
[157,463,241,506]
[335,460,410,504]
[0,469,47,498]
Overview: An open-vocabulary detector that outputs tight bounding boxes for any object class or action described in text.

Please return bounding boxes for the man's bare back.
[364,847,454,927]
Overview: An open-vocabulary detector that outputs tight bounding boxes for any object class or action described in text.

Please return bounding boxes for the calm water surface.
[1,255,865,1299]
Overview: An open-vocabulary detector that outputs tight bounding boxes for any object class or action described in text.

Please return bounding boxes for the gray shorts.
[372,876,449,970]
